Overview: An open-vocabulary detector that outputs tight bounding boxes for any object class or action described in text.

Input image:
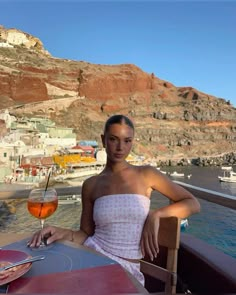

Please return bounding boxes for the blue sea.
[151,166,236,259]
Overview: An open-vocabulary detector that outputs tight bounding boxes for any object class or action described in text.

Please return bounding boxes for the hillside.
[0,25,236,161]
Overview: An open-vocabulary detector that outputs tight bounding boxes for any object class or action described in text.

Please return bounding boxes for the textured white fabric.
[83,194,150,285]
[84,236,145,285]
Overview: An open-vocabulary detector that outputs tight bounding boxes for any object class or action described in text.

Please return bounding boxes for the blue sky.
[1,1,236,106]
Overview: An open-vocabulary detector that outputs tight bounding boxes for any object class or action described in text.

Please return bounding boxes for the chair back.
[140,216,181,294]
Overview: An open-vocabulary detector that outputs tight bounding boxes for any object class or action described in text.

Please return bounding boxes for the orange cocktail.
[28,197,58,219]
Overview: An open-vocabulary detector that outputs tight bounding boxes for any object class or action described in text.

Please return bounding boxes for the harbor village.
[1,107,236,189]
[0,109,110,187]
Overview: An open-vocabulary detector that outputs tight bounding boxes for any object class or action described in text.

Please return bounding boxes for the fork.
[0,255,45,271]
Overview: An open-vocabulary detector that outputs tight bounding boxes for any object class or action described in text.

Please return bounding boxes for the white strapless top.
[84,194,150,259]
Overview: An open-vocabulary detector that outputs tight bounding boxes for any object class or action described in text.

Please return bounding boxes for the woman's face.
[102,123,134,163]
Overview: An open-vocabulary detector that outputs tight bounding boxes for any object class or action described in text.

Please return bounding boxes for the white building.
[0,109,16,129]
[0,140,25,171]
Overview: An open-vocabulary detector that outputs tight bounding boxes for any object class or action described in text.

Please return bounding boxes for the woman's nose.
[116,141,122,150]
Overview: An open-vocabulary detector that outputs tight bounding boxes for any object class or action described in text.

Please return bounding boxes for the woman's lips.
[114,153,124,158]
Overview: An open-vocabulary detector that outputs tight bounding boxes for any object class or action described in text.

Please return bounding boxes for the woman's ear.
[101,134,105,148]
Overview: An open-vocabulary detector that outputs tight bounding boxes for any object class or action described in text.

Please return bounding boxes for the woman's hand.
[27,226,72,248]
[141,210,160,261]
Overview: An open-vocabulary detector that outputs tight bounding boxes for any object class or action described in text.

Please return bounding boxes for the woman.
[29,114,200,285]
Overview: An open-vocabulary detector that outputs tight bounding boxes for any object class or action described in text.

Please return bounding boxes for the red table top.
[2,237,148,294]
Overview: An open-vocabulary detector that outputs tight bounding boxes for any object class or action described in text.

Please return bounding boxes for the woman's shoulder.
[83,174,99,187]
[133,164,164,180]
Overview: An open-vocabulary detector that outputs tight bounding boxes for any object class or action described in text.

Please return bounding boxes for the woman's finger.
[27,231,42,247]
[152,226,159,257]
[143,232,154,261]
[148,233,157,259]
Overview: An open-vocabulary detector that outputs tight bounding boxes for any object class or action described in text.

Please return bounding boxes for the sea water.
[151,165,236,258]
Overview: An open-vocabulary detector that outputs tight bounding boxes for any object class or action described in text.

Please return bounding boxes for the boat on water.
[156,167,167,174]
[66,180,84,187]
[58,194,81,205]
[218,170,236,183]
[180,218,188,230]
[221,165,233,171]
[160,170,167,174]
[170,171,185,177]
[170,171,193,179]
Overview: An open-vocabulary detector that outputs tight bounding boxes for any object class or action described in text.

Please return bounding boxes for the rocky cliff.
[0,26,236,161]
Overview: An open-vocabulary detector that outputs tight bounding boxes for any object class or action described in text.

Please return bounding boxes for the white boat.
[58,194,81,205]
[221,166,233,171]
[66,180,84,187]
[218,170,236,183]
[160,170,167,174]
[170,171,185,177]
[157,168,167,174]
[181,218,188,230]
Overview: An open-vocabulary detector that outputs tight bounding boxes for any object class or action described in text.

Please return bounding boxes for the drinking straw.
[39,169,52,217]
[43,169,51,197]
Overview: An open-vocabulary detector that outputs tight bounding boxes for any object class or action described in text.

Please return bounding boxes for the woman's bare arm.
[79,177,96,238]
[141,166,200,260]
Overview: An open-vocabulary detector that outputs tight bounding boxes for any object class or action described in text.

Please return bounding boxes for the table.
[0,233,148,294]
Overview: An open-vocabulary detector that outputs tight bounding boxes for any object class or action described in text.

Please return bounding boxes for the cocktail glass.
[27,188,58,250]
